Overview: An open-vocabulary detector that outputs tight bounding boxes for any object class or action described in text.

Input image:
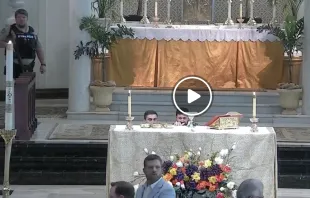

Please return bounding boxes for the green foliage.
[91,0,116,18]
[257,15,304,83]
[74,16,134,60]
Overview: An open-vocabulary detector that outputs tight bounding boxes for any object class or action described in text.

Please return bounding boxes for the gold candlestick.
[0,129,16,198]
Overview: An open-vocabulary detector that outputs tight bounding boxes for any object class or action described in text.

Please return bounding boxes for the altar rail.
[14,72,37,140]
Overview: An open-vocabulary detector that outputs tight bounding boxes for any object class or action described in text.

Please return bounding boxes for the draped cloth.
[108,39,284,89]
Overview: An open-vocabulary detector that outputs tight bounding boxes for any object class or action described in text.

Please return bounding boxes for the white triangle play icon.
[187,89,201,104]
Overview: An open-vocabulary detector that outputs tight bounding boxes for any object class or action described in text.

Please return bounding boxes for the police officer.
[0,9,46,78]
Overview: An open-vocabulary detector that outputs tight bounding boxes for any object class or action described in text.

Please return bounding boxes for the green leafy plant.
[257,15,304,85]
[74,15,134,60]
[91,0,116,18]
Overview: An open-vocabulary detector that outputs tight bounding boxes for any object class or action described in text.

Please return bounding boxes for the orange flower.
[180,157,185,163]
[199,161,204,166]
[209,184,216,192]
[216,174,225,182]
[196,181,208,190]
[181,167,186,174]
[163,173,173,181]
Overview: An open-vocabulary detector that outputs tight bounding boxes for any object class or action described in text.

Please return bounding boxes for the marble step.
[112,90,280,104]
[110,101,282,114]
[67,111,310,126]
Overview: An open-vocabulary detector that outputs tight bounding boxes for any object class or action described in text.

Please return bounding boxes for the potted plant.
[74,16,134,111]
[257,14,304,114]
[91,0,116,28]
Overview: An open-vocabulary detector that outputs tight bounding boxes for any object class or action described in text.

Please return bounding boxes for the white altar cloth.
[112,25,278,41]
[107,125,277,198]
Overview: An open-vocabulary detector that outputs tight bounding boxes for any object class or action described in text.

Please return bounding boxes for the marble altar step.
[0,141,107,185]
[109,101,282,114]
[67,111,310,127]
[113,90,280,104]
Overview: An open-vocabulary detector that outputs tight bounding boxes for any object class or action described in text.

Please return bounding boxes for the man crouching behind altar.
[136,154,175,198]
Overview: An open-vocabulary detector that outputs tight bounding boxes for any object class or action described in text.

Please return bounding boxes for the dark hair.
[143,154,162,167]
[15,9,28,17]
[111,181,135,198]
[144,110,158,120]
[176,107,189,116]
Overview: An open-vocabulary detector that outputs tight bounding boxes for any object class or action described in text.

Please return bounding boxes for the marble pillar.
[68,0,92,112]
[302,0,310,115]
[7,0,24,25]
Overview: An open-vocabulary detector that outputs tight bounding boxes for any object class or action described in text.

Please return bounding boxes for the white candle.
[155,1,158,17]
[128,90,132,117]
[144,0,148,17]
[5,40,14,130]
[272,0,276,20]
[227,0,232,18]
[167,0,171,20]
[120,0,124,17]
[252,92,256,118]
[239,0,243,19]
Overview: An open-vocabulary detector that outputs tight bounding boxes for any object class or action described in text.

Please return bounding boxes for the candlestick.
[239,0,243,19]
[270,0,277,25]
[252,92,256,118]
[128,90,132,117]
[155,0,158,17]
[247,0,256,26]
[224,0,234,25]
[140,0,150,24]
[164,0,171,25]
[120,0,126,23]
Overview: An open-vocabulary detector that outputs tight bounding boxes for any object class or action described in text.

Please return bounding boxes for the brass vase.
[282,56,302,85]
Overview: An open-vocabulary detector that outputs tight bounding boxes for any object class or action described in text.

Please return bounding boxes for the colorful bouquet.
[162,144,237,198]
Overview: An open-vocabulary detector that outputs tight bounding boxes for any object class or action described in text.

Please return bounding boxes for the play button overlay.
[173,76,213,117]
[187,89,201,104]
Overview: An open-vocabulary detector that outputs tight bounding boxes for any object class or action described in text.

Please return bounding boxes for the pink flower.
[216,192,224,198]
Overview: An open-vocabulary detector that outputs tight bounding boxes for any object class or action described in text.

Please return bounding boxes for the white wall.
[0,0,70,90]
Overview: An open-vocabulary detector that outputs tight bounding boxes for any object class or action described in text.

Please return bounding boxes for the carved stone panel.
[182,0,212,22]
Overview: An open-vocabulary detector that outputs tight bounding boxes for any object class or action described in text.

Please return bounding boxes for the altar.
[107,25,284,89]
[106,125,277,198]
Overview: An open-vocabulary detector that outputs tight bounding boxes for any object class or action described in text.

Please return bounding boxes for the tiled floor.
[5,185,310,198]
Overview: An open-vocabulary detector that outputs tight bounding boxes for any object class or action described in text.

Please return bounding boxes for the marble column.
[302,0,310,115]
[68,0,92,112]
[7,0,24,25]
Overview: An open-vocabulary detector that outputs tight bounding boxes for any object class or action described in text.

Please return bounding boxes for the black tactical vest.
[7,24,37,60]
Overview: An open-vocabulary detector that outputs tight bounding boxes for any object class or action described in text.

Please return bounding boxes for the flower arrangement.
[132,144,238,198]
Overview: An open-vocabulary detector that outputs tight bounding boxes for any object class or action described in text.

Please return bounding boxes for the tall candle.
[120,0,124,17]
[167,0,171,20]
[155,1,158,17]
[144,0,148,17]
[5,41,14,130]
[227,0,232,18]
[128,90,132,117]
[252,92,256,118]
[239,0,243,19]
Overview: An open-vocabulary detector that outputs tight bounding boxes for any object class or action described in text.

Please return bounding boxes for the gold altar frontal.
[107,39,284,89]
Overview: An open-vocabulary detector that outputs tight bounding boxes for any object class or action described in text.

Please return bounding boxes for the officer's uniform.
[1,24,41,78]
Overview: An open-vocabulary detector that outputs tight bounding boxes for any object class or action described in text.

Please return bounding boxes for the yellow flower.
[184,154,189,160]
[184,176,190,182]
[204,159,212,168]
[208,176,217,184]
[191,172,200,182]
[169,168,177,176]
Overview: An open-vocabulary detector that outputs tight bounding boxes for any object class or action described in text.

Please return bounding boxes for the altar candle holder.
[164,0,172,25]
[125,116,135,130]
[140,0,150,24]
[247,0,256,26]
[250,117,259,132]
[237,18,244,29]
[153,17,160,28]
[224,0,234,25]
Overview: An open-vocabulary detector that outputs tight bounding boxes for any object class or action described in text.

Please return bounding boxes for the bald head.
[237,179,264,198]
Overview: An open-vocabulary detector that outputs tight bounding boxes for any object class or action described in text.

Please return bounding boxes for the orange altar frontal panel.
[108,39,283,89]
